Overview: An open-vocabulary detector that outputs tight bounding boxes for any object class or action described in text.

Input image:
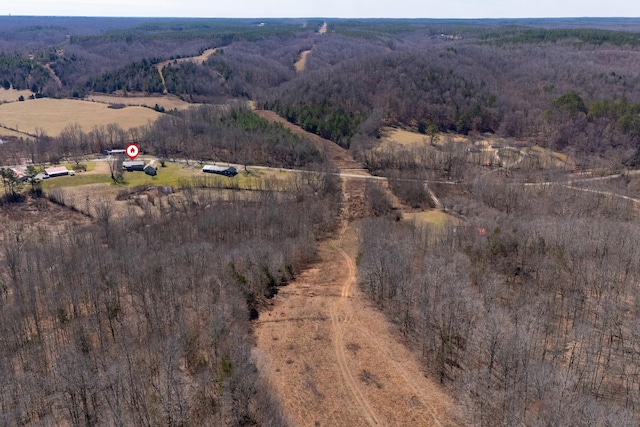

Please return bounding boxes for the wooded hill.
[3,17,640,426]
[3,17,640,163]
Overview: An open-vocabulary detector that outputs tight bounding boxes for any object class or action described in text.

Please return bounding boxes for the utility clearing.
[294,50,312,72]
[253,119,457,426]
[156,48,217,94]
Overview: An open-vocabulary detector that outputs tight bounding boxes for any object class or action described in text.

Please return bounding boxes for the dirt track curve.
[252,115,457,426]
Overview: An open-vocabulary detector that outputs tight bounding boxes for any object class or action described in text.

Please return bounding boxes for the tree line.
[357,170,640,426]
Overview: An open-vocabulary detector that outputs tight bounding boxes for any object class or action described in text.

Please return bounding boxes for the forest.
[3,15,640,426]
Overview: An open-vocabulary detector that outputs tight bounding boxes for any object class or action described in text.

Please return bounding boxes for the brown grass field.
[87,93,200,111]
[295,50,311,72]
[0,98,161,137]
[380,127,573,169]
[403,209,461,227]
[0,88,34,103]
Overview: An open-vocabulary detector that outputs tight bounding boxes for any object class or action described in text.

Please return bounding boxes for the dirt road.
[252,115,457,426]
[156,48,217,94]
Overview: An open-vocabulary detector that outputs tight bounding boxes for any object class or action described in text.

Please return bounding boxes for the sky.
[2,0,640,19]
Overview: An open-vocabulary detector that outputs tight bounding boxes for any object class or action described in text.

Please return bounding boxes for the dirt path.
[252,122,457,425]
[156,48,217,94]
[44,63,62,88]
[295,49,312,72]
[253,185,457,426]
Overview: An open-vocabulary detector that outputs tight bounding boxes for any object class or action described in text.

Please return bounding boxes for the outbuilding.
[122,160,145,171]
[202,165,237,177]
[144,161,157,176]
[44,166,72,177]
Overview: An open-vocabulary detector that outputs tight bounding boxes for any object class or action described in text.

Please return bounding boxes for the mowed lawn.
[0,98,161,137]
[41,162,284,190]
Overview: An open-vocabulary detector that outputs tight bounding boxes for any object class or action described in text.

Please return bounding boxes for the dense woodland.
[3,16,640,426]
[0,169,340,426]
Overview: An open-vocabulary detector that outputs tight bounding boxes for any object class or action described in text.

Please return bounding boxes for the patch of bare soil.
[254,109,362,170]
[253,176,458,426]
[295,50,312,72]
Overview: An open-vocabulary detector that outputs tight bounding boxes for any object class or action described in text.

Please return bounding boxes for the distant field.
[0,98,161,137]
[381,127,467,147]
[295,50,311,72]
[0,88,34,103]
[87,94,199,111]
[403,210,461,227]
[380,127,573,169]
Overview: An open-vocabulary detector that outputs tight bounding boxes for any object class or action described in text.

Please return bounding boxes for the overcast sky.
[3,0,640,19]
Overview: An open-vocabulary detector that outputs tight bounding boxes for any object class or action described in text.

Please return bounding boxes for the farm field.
[0,88,34,103]
[0,98,161,137]
[403,209,461,227]
[86,93,200,111]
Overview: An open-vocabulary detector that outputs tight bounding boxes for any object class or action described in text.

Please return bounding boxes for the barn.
[144,161,157,176]
[202,165,238,177]
[122,160,145,171]
[44,166,72,177]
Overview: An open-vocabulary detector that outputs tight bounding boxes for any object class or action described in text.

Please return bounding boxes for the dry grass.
[380,127,427,147]
[381,127,467,148]
[87,94,199,111]
[0,88,34,103]
[0,98,161,137]
[295,50,311,72]
[380,127,574,169]
[403,209,460,227]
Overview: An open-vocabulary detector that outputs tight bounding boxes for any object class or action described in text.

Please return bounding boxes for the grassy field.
[87,94,200,111]
[0,98,161,137]
[41,162,292,191]
[403,210,461,227]
[380,127,467,147]
[0,88,34,103]
[380,127,574,169]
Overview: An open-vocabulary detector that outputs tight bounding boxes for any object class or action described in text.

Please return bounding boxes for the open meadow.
[86,93,200,111]
[0,98,161,137]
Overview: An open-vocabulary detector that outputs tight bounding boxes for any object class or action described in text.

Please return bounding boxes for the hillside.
[3,17,640,426]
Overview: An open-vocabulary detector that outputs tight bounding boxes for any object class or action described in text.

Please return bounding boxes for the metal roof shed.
[44,166,70,177]
[122,161,145,171]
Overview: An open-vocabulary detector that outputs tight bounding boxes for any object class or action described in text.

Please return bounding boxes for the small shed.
[45,166,70,177]
[123,160,145,171]
[202,165,238,177]
[144,160,157,176]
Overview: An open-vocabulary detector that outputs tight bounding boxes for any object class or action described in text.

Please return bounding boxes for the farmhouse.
[122,160,145,171]
[202,165,237,177]
[44,166,73,177]
[11,168,26,181]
